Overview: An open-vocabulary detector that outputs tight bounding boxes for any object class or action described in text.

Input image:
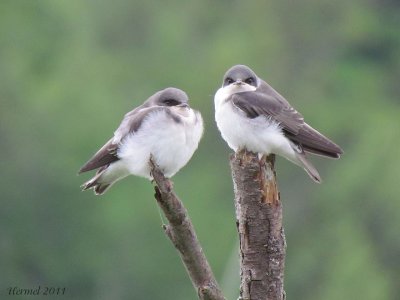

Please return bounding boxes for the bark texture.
[150,159,225,300]
[230,150,286,300]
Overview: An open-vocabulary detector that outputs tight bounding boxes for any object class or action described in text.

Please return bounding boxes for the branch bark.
[230,150,286,300]
[150,159,225,300]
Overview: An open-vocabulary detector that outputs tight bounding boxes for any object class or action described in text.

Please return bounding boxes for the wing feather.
[78,138,119,173]
[79,106,181,173]
[229,81,343,158]
[230,90,304,135]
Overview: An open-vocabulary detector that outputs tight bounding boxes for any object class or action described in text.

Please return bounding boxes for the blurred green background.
[1,1,399,299]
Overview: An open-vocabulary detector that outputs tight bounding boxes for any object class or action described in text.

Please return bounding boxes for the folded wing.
[230,83,343,158]
[78,106,172,173]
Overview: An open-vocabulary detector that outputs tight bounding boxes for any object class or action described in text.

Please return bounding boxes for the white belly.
[117,109,203,179]
[214,88,297,160]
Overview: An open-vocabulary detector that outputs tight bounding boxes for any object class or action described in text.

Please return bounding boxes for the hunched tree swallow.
[79,87,203,195]
[214,65,343,183]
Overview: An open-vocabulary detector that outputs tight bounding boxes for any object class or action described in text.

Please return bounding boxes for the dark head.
[222,65,259,88]
[147,87,189,107]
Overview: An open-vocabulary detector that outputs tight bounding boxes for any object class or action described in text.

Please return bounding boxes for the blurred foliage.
[1,0,399,299]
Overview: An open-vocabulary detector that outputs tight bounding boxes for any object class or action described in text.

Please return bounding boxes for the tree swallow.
[79,87,203,195]
[214,65,343,183]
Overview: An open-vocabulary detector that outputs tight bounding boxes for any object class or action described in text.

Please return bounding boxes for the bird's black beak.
[233,80,244,86]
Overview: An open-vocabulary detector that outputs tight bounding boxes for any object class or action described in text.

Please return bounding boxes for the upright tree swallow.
[214,65,343,182]
[79,87,203,195]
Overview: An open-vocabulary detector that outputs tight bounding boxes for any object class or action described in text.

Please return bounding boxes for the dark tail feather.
[81,180,111,195]
[81,167,112,195]
[295,152,322,183]
[93,183,111,195]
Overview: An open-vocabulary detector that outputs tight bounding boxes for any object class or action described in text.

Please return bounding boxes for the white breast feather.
[117,108,203,179]
[214,87,297,162]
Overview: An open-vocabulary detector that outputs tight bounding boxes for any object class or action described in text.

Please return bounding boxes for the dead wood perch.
[149,158,225,300]
[230,150,286,300]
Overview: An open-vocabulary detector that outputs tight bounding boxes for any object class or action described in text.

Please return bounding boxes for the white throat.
[214,83,257,108]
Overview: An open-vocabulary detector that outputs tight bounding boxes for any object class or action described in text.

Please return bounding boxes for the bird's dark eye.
[163,99,180,106]
[245,77,255,85]
[226,77,234,84]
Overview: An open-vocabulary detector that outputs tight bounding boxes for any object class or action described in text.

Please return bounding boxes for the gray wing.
[79,106,174,173]
[230,83,343,158]
[231,88,304,135]
[78,138,119,173]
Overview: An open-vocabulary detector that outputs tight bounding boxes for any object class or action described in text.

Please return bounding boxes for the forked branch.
[150,158,225,300]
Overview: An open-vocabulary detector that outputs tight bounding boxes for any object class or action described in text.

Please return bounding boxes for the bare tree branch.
[230,150,286,300]
[149,158,225,300]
